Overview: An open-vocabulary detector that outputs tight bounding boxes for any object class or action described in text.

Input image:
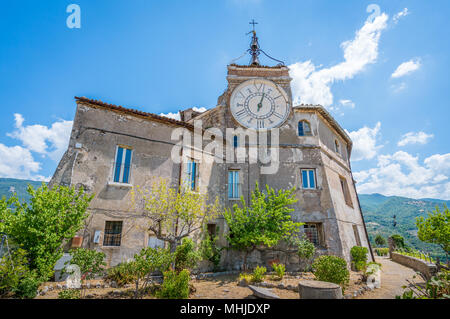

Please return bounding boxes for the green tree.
[374,234,386,247]
[132,179,221,252]
[416,205,450,261]
[0,184,93,280]
[174,238,201,272]
[223,182,302,269]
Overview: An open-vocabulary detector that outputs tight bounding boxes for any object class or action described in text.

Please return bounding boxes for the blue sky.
[1,0,449,199]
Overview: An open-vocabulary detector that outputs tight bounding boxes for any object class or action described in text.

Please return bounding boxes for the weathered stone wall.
[391,252,437,280]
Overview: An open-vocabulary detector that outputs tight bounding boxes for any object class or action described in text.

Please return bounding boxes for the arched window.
[335,140,340,154]
[298,120,312,136]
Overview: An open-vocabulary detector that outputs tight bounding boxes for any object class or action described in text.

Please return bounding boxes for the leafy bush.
[156,269,190,299]
[58,289,81,299]
[374,234,386,247]
[374,248,389,256]
[66,248,106,280]
[297,236,316,260]
[0,248,41,299]
[350,246,368,271]
[391,234,406,249]
[271,263,285,280]
[199,233,222,269]
[397,270,449,299]
[239,273,252,285]
[174,238,200,272]
[312,255,350,291]
[105,262,135,287]
[251,266,267,283]
[13,270,40,299]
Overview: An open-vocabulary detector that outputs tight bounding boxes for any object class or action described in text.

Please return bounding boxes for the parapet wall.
[391,252,437,280]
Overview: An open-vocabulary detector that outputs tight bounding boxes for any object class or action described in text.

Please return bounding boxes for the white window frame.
[301,169,316,189]
[112,145,133,184]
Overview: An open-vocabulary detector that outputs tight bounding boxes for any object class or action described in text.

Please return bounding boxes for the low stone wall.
[391,252,437,280]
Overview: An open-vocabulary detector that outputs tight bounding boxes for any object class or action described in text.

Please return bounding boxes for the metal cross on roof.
[249,19,258,31]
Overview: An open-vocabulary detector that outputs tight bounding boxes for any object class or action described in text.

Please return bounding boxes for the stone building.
[50,31,373,269]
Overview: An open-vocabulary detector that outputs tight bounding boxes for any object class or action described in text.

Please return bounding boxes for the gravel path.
[357,256,425,299]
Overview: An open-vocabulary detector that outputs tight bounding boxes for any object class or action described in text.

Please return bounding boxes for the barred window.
[103,221,123,247]
[303,223,320,246]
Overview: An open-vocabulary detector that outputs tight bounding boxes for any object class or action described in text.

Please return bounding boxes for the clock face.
[230,79,291,130]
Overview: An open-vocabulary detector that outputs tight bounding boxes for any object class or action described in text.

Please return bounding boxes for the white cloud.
[391,82,407,93]
[7,114,73,161]
[346,122,382,161]
[0,143,47,181]
[354,151,450,200]
[391,59,421,78]
[398,131,434,147]
[159,107,207,121]
[339,99,355,109]
[393,8,409,23]
[289,13,388,107]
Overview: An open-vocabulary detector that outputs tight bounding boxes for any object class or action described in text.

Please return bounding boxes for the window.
[113,146,132,184]
[103,221,123,247]
[148,236,165,249]
[352,225,361,246]
[335,140,340,154]
[207,224,217,238]
[233,135,239,148]
[228,170,240,199]
[186,160,199,191]
[298,120,312,136]
[301,169,316,189]
[340,177,353,207]
[303,223,321,246]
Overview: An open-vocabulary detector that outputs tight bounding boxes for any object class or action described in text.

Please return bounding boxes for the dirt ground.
[36,270,365,299]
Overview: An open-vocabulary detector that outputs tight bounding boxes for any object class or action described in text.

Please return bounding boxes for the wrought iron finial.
[249,19,258,31]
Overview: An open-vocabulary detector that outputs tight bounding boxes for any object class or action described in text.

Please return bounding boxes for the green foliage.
[251,266,267,283]
[174,238,201,272]
[350,246,368,271]
[312,255,350,291]
[66,248,106,281]
[156,269,190,299]
[239,273,252,285]
[390,234,406,249]
[374,234,386,247]
[105,262,135,287]
[0,184,93,280]
[271,263,285,280]
[223,182,302,268]
[397,270,450,299]
[296,235,316,260]
[374,248,389,256]
[199,231,222,269]
[416,205,450,257]
[394,248,436,263]
[0,248,40,298]
[58,289,81,299]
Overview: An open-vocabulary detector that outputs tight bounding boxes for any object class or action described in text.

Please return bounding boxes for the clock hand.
[257,93,265,112]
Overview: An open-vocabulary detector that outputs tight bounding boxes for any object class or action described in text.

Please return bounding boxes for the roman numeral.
[273,112,284,119]
[254,83,264,92]
[247,88,253,94]
[257,120,265,129]
[274,95,282,100]
[236,109,246,118]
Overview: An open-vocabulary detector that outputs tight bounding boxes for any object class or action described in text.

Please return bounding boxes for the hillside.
[0,178,447,260]
[0,178,45,203]
[359,193,449,260]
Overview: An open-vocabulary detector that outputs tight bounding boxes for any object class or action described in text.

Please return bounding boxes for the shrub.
[350,246,368,271]
[13,270,40,299]
[174,238,201,272]
[105,262,135,287]
[199,233,222,269]
[66,248,106,280]
[239,273,252,285]
[312,255,350,291]
[58,289,81,299]
[271,263,285,280]
[397,270,450,299]
[374,248,389,256]
[374,234,386,247]
[297,236,316,260]
[251,266,267,283]
[157,269,190,299]
[391,234,406,249]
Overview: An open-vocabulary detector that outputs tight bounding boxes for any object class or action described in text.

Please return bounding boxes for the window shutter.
[122,148,132,183]
[309,170,315,189]
[302,170,308,188]
[114,147,123,182]
[298,122,304,136]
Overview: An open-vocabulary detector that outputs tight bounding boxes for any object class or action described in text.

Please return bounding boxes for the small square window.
[303,223,322,246]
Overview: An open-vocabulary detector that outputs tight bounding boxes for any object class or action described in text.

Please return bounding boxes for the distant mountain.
[359,193,449,260]
[0,178,46,203]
